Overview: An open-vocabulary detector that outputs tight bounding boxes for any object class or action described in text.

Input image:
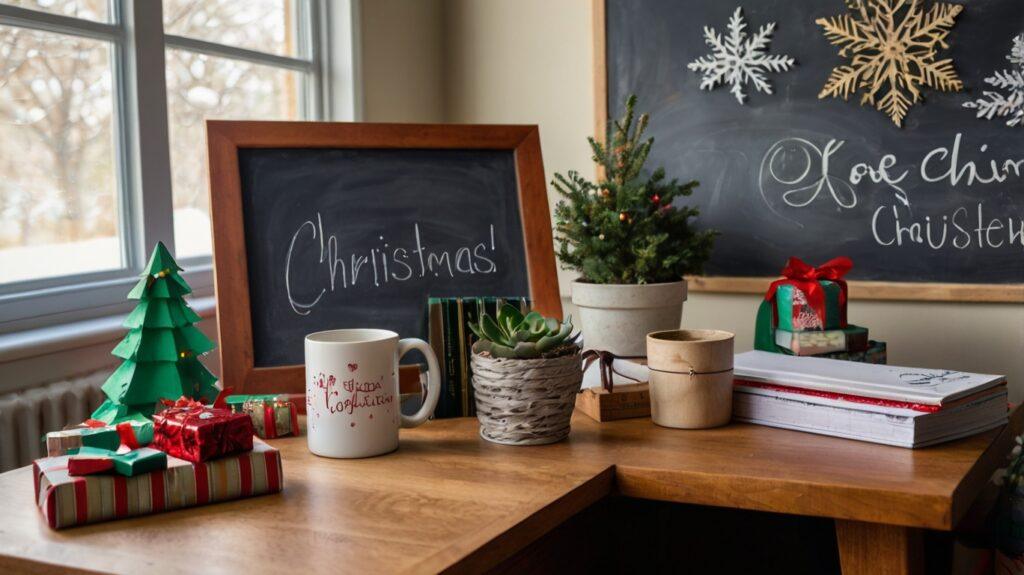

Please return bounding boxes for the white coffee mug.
[305,329,440,458]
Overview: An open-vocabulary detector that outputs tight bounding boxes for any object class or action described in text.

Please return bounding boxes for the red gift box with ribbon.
[151,397,254,463]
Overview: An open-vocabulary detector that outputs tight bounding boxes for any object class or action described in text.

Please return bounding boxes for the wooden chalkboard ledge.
[686,276,1024,303]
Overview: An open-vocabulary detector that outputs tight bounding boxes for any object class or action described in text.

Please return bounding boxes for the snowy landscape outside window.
[0,0,328,330]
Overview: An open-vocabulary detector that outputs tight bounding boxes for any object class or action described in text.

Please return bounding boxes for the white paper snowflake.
[687,7,795,105]
[963,33,1024,127]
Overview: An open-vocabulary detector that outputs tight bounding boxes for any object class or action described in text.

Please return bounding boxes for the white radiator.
[0,371,107,473]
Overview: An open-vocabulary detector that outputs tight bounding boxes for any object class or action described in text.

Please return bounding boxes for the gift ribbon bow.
[764,256,852,328]
[581,349,645,393]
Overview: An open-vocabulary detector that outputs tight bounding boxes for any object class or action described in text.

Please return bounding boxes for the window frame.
[0,0,355,334]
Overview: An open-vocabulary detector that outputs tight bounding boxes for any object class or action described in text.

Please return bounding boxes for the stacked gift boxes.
[34,399,282,529]
[754,257,887,364]
[426,296,532,418]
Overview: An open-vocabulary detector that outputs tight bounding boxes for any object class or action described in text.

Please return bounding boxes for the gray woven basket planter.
[471,350,583,446]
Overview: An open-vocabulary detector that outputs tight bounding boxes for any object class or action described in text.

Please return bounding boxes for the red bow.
[160,396,207,409]
[764,256,852,328]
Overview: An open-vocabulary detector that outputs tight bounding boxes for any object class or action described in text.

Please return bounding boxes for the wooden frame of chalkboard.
[592,0,1023,303]
[207,121,562,394]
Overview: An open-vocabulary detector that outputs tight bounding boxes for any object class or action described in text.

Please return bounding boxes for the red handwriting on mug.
[319,374,394,415]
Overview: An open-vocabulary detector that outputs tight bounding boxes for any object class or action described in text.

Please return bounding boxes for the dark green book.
[442,298,461,417]
[426,296,534,418]
[462,299,480,417]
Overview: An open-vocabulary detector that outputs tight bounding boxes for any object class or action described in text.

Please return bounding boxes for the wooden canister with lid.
[646,329,734,429]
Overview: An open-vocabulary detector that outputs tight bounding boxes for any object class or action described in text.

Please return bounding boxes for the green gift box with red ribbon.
[755,257,852,352]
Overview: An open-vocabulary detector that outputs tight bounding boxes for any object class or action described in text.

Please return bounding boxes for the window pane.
[163,0,300,58]
[0,0,110,22]
[166,49,303,258]
[0,25,121,285]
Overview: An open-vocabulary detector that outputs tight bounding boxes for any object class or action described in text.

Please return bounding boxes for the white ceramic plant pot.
[571,280,688,356]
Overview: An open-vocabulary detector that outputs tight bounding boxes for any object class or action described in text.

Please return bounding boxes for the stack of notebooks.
[733,351,1008,448]
[425,296,532,418]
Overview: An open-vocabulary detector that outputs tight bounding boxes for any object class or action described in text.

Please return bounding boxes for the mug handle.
[397,338,441,428]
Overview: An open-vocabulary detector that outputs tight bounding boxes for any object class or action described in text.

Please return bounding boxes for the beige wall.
[360,0,445,123]
[360,0,1024,400]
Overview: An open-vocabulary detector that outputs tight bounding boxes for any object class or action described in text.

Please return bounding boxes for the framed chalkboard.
[595,0,1024,302]
[208,121,560,394]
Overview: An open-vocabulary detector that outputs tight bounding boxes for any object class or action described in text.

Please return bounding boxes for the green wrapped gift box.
[775,280,845,332]
[45,427,120,457]
[67,446,168,477]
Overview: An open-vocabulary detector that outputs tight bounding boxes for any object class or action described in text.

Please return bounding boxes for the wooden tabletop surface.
[0,410,1018,574]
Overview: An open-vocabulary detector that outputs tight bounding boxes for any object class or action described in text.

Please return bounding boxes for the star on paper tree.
[963,33,1024,127]
[816,0,964,127]
[687,7,795,105]
[91,242,218,424]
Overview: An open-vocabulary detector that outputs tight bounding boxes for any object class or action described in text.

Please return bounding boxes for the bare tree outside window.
[164,0,301,258]
[0,13,120,284]
[0,0,304,284]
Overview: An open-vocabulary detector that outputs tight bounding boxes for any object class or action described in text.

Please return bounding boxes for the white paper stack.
[733,351,1008,448]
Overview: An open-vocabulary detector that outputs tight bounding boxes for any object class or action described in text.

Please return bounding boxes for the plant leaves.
[480,314,506,346]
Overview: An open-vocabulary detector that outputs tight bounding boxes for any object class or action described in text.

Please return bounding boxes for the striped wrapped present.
[33,439,282,529]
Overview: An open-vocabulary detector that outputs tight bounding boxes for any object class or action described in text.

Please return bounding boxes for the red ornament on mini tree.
[91,242,218,424]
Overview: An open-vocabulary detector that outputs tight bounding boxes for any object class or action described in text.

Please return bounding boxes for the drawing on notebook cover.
[897,370,971,386]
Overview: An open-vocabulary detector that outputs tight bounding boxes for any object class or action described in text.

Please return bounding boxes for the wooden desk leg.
[835,520,923,575]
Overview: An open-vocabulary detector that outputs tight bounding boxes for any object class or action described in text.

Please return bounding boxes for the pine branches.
[552,95,716,285]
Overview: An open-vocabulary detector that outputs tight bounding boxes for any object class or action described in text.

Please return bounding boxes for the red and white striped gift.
[33,439,282,529]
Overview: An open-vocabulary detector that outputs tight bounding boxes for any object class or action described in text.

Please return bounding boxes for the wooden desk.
[0,410,1017,575]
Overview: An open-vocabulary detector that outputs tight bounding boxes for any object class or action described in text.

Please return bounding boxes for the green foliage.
[469,304,578,359]
[553,94,717,284]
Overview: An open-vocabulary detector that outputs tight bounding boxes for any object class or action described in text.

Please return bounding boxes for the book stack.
[425,296,532,418]
[733,351,1008,448]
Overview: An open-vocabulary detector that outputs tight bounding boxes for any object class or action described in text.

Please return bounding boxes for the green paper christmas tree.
[91,242,218,424]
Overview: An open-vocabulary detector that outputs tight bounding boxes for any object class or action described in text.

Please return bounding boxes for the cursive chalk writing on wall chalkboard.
[606,0,1024,286]
[758,133,1024,250]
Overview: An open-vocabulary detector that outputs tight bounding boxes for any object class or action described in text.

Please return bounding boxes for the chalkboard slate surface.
[239,148,529,367]
[605,0,1024,291]
[208,122,559,394]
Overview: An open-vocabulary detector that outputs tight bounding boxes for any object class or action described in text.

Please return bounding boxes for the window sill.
[0,296,217,395]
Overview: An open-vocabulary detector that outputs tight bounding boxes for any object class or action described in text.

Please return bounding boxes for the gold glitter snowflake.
[816,0,964,127]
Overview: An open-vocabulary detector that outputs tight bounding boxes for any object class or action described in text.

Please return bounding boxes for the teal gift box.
[45,427,120,457]
[775,280,844,332]
[67,446,168,477]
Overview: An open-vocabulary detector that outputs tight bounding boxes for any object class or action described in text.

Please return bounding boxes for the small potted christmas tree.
[91,242,218,424]
[553,95,716,355]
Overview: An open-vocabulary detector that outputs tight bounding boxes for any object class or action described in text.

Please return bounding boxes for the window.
[163,0,316,258]
[0,0,350,332]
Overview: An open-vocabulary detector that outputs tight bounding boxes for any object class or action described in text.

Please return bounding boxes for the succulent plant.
[469,304,578,359]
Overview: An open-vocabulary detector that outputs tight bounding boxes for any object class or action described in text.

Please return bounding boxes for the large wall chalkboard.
[605,0,1024,294]
[239,148,529,367]
[208,122,560,393]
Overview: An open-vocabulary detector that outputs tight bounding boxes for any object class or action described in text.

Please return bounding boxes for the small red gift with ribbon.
[151,397,254,463]
[755,257,853,351]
